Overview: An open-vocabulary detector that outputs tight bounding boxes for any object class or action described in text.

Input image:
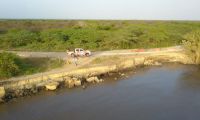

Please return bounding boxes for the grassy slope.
[18,57,64,76]
[0,20,200,51]
[0,56,64,80]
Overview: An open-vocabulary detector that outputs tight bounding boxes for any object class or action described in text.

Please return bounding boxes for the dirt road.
[7,46,182,60]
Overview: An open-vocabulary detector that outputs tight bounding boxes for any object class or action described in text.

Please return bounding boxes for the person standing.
[73,55,78,66]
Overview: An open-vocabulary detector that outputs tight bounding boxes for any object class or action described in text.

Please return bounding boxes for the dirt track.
[7,46,182,59]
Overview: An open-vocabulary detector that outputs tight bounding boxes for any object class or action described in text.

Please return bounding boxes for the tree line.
[0,20,200,51]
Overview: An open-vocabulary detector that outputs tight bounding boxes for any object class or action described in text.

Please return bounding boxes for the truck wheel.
[71,53,75,57]
[85,53,89,57]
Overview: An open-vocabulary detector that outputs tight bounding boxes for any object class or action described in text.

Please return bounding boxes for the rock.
[86,76,101,83]
[94,77,100,83]
[0,87,5,99]
[23,89,32,96]
[31,87,38,94]
[94,79,100,83]
[64,77,76,88]
[4,91,15,100]
[86,76,103,83]
[154,62,162,66]
[82,85,87,89]
[14,89,24,97]
[99,79,104,82]
[95,78,104,83]
[74,80,82,86]
[65,79,75,88]
[120,73,125,76]
[86,77,96,83]
[45,82,59,91]
[144,60,162,66]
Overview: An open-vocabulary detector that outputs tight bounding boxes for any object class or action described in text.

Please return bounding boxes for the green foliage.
[17,58,64,75]
[97,25,112,30]
[0,52,64,80]
[0,52,20,78]
[182,30,200,64]
[0,20,200,51]
[1,29,39,49]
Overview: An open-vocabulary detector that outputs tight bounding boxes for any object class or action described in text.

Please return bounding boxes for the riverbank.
[0,51,192,103]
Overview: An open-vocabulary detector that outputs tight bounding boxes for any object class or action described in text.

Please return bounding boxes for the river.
[0,64,200,120]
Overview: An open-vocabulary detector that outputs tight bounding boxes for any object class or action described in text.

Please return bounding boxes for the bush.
[182,30,200,64]
[0,52,65,80]
[0,52,20,79]
[1,29,39,48]
[97,25,112,30]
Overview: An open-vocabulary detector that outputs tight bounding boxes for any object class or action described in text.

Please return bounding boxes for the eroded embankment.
[0,51,192,103]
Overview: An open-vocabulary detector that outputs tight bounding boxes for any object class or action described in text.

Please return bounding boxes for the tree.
[182,30,200,64]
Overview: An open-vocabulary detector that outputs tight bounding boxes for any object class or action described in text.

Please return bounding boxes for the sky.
[0,0,200,20]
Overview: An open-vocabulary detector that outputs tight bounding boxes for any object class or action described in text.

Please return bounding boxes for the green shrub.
[0,52,65,80]
[97,25,112,30]
[1,29,39,49]
[182,30,200,64]
[0,52,20,78]
[17,58,64,75]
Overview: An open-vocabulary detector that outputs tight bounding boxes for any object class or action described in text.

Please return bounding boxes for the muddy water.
[1,64,200,120]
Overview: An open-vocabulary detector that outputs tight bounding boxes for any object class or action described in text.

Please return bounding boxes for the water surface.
[1,64,200,120]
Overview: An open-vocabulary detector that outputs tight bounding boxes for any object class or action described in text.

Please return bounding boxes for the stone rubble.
[45,82,59,91]
[86,76,104,83]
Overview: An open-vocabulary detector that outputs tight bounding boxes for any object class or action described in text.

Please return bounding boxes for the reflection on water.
[179,66,200,89]
[1,64,200,120]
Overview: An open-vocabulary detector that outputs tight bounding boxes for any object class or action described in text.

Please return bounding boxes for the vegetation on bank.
[0,52,64,80]
[1,20,200,51]
[183,30,200,64]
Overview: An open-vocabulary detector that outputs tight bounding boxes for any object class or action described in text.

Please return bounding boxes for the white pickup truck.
[67,48,91,57]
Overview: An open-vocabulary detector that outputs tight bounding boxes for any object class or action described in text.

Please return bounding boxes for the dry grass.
[90,55,136,66]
